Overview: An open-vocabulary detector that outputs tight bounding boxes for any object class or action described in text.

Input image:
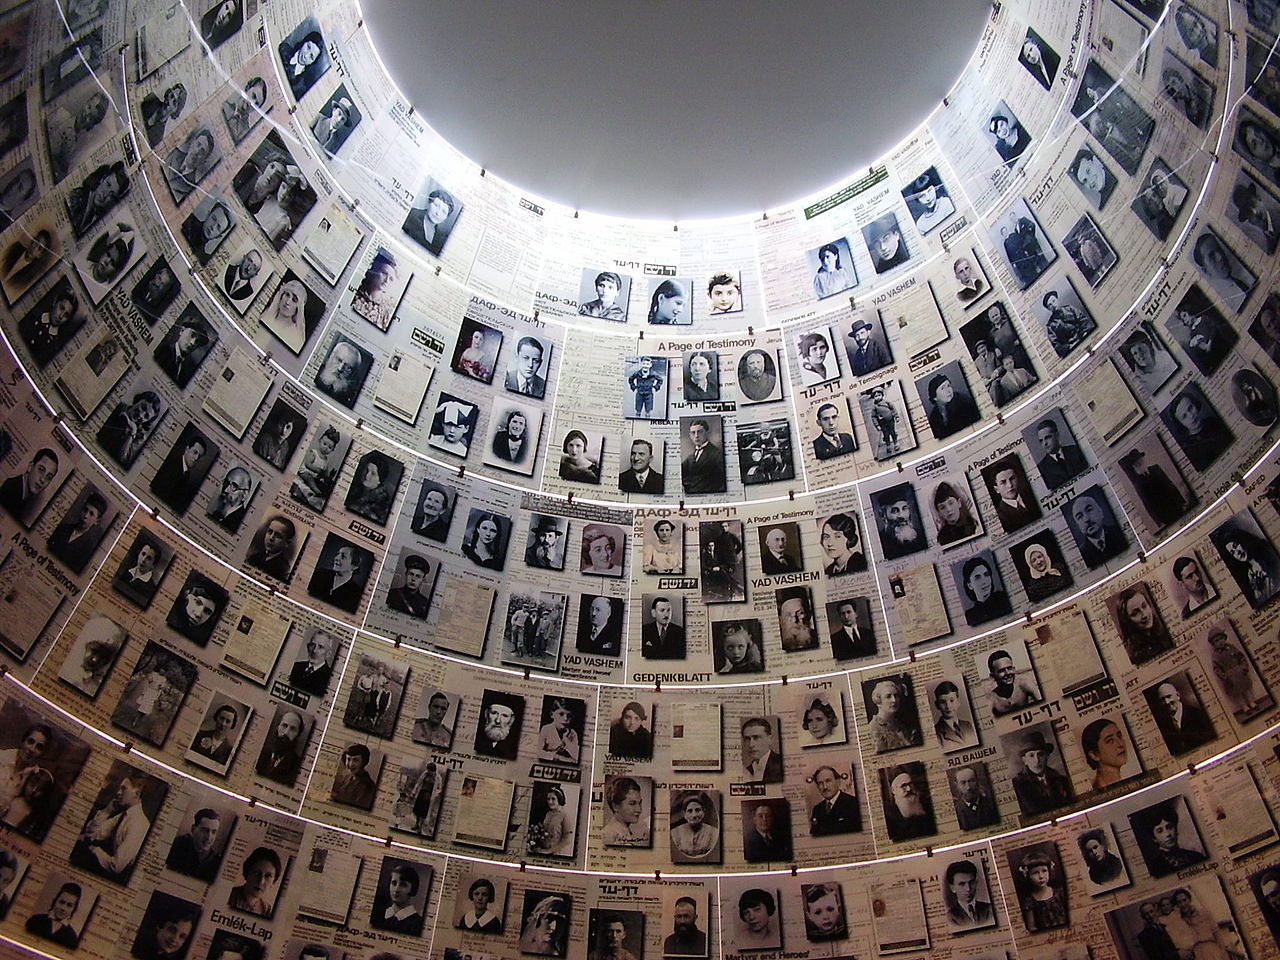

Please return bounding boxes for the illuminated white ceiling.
[362,0,993,220]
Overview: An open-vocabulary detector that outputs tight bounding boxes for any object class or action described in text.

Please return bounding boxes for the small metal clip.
[435,266,442,276]
[384,835,393,847]
[908,649,917,662]
[356,418,364,431]
[480,168,485,178]
[926,846,934,858]
[654,678,661,692]
[457,464,466,478]
[896,461,904,472]
[788,490,796,501]
[123,740,135,754]
[781,675,789,686]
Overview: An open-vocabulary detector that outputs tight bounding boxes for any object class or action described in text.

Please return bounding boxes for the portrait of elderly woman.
[344,450,403,526]
[1011,532,1073,604]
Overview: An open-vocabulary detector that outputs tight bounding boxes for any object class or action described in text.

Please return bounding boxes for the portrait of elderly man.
[881,763,935,841]
[313,335,369,408]
[255,707,307,786]
[808,765,861,836]
[1063,487,1128,568]
[474,691,523,760]
[863,675,923,753]
[289,630,335,695]
[871,483,926,560]
[737,348,777,402]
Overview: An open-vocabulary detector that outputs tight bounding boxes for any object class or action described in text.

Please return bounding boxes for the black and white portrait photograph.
[576,594,622,656]
[901,166,955,234]
[870,480,927,561]
[56,610,124,699]
[858,379,917,460]
[810,398,857,462]
[352,246,407,331]
[1106,877,1244,960]
[180,190,235,265]
[342,656,407,741]
[461,508,510,571]
[989,198,1055,290]
[244,513,303,582]
[618,436,664,495]
[758,521,803,575]
[926,677,979,754]
[306,533,375,615]
[402,176,462,257]
[518,890,571,957]
[524,514,568,571]
[647,277,691,325]
[809,237,857,300]
[45,79,117,185]
[409,688,457,750]
[150,421,219,515]
[165,570,228,646]
[1142,671,1217,757]
[313,333,373,409]
[1076,823,1130,895]
[390,759,446,839]
[230,129,318,250]
[384,551,436,620]
[97,384,167,470]
[712,618,764,675]
[940,858,995,933]
[1198,618,1273,722]
[474,689,526,760]
[255,704,312,786]
[842,311,893,377]
[154,304,217,392]
[410,474,456,541]
[951,249,990,307]
[917,361,981,440]
[1160,382,1234,472]
[824,595,875,661]
[1166,550,1218,620]
[0,700,89,843]
[1192,226,1257,311]
[985,99,1033,168]
[958,304,1037,407]
[505,332,551,398]
[1129,794,1208,877]
[277,16,330,100]
[1010,529,1074,604]
[1063,212,1118,288]
[696,519,745,606]
[796,691,846,748]
[1023,408,1089,491]
[724,884,781,952]
[776,586,819,652]
[861,673,923,754]
[0,213,60,307]
[427,394,478,458]
[289,421,348,513]
[1131,157,1190,240]
[1210,507,1280,609]
[1067,144,1117,210]
[252,399,307,472]
[795,327,840,386]
[1071,59,1155,176]
[925,474,982,549]
[131,255,180,325]
[261,270,324,356]
[23,872,97,951]
[1174,3,1219,66]
[1018,26,1060,89]
[312,84,361,155]
[707,271,743,315]
[165,795,236,884]
[1230,365,1278,427]
[483,401,542,477]
[1007,841,1068,933]
[501,590,567,672]
[47,483,116,575]
[162,125,220,205]
[369,856,431,937]
[109,641,196,747]
[0,442,66,531]
[607,700,653,759]
[344,449,403,526]
[952,551,1013,628]
[800,882,848,942]
[1231,168,1280,256]
[1032,273,1096,359]
[451,317,502,384]
[527,781,579,859]
[1160,48,1215,130]
[665,789,721,864]
[221,244,273,314]
[0,159,39,229]
[623,355,668,420]
[185,694,251,777]
[879,761,936,842]
[948,762,1000,830]
[740,796,792,862]
[18,274,87,368]
[68,762,168,885]
[863,212,910,274]
[221,75,268,146]
[558,428,603,485]
[642,515,682,574]
[580,522,626,577]
[1117,321,1178,396]
[682,349,719,401]
[1062,484,1129,570]
[454,871,508,934]
[330,742,382,810]
[1002,723,1074,818]
[67,158,130,240]
[578,268,630,321]
[535,695,585,767]
[680,415,727,495]
[1234,106,1280,189]
[737,419,794,485]
[111,529,173,608]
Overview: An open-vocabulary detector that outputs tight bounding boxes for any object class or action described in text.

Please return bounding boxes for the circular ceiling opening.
[363,0,993,220]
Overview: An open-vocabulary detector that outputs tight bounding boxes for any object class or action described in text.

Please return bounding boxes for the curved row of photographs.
[0,673,1278,960]
[0,0,1279,956]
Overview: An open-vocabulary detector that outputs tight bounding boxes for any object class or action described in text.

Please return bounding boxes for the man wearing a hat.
[525,515,564,569]
[882,763,934,841]
[387,554,431,619]
[1010,728,1074,816]
[847,317,890,376]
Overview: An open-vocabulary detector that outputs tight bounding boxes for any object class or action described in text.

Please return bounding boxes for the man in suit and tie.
[812,403,856,460]
[618,439,664,494]
[944,860,993,929]
[680,418,725,494]
[829,598,875,661]
[289,630,335,694]
[1033,418,1089,489]
[760,526,799,574]
[809,766,861,836]
[1067,492,1128,568]
[0,447,59,524]
[740,717,784,783]
[577,595,621,656]
[151,430,211,514]
[742,801,791,863]
[932,680,976,750]
[641,595,685,659]
[223,249,261,302]
[987,459,1041,533]
[950,765,1000,830]
[504,336,547,399]
[1152,680,1215,754]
